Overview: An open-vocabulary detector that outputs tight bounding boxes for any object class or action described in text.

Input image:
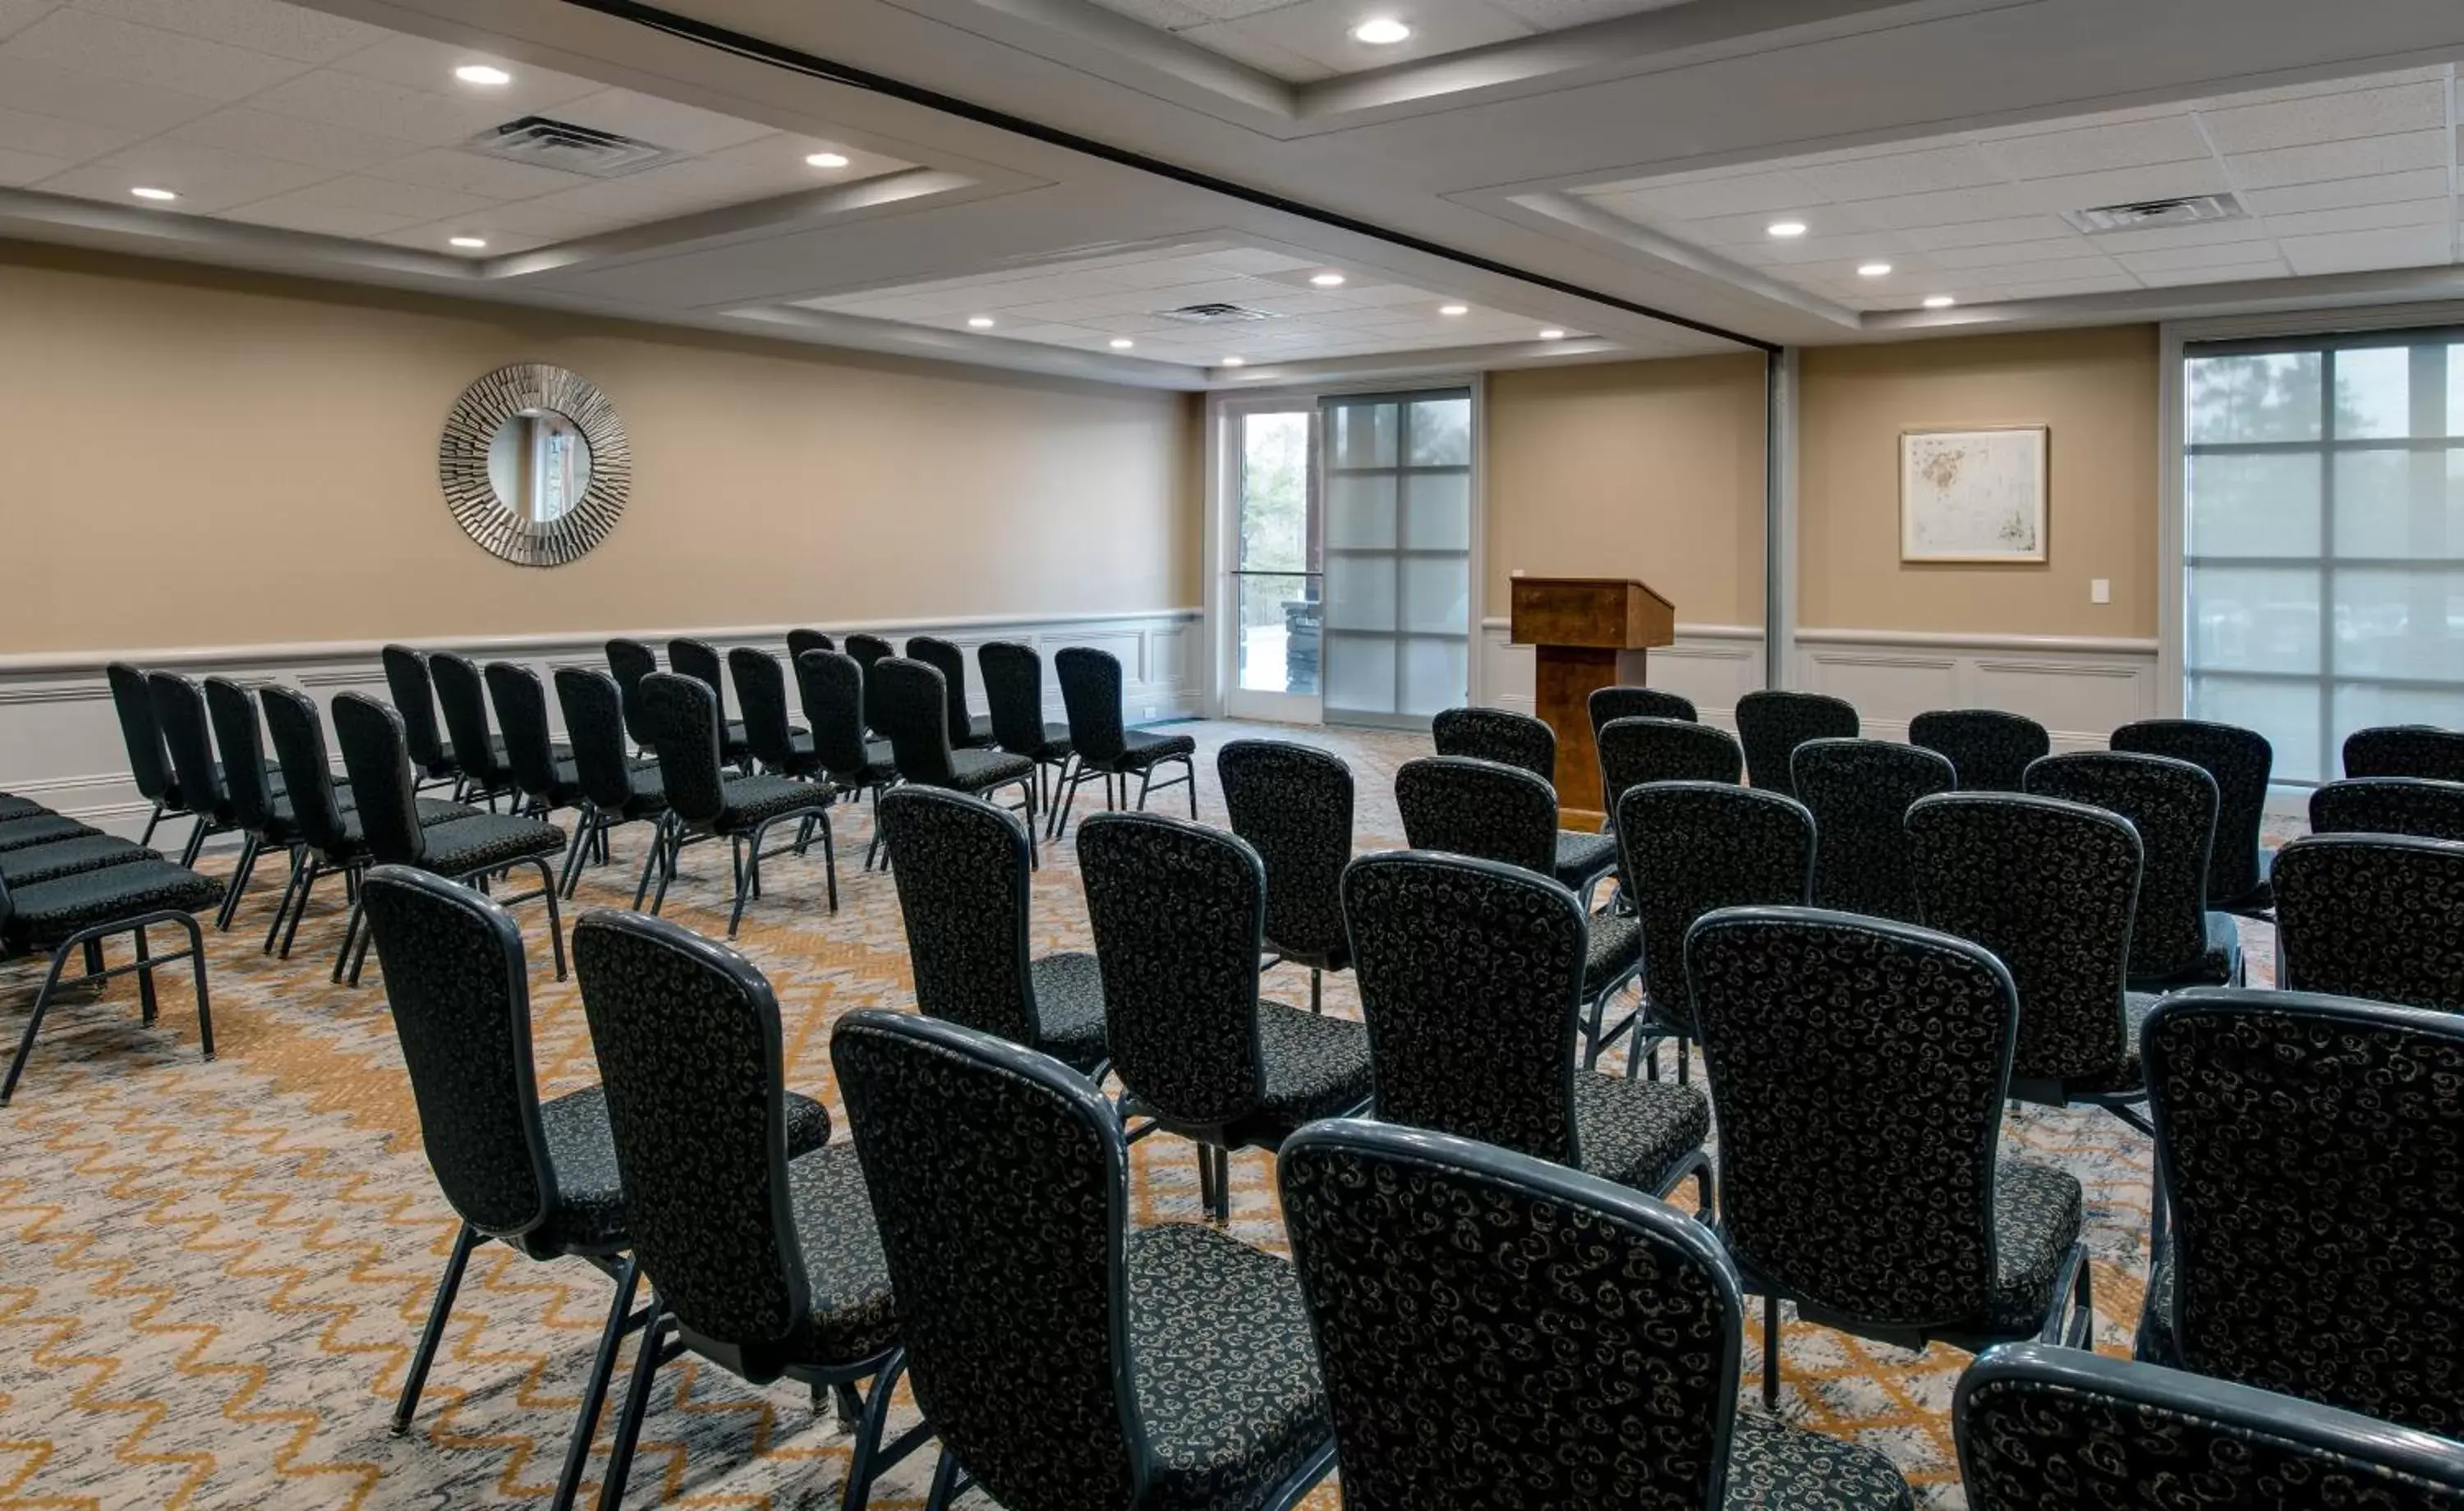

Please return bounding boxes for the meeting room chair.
[785,627,834,662]
[2135,989,2464,1438]
[2343,723,2464,783]
[666,636,757,769]
[1280,1119,1915,1511]
[1431,705,1554,782]
[1733,688,1859,797]
[844,631,896,735]
[551,668,669,898]
[876,786,1107,1077]
[1687,906,2093,1408]
[108,660,188,851]
[1956,1342,2464,1511]
[1794,737,1955,924]
[1077,811,1372,1223]
[2271,833,2464,1013]
[200,675,300,931]
[1909,708,2048,793]
[2309,776,2464,842]
[793,649,900,870]
[1217,739,1354,1014]
[434,650,536,811]
[1587,683,1696,742]
[0,803,93,859]
[832,1009,1337,1511]
[383,644,467,797]
[977,640,1074,815]
[2025,750,2241,990]
[2112,717,2276,916]
[905,635,995,748]
[0,792,40,822]
[604,637,659,747]
[485,662,587,829]
[147,669,247,868]
[257,685,375,959]
[572,912,926,1511]
[0,820,154,893]
[632,672,838,936]
[1597,714,1743,820]
[872,659,1040,854]
[1052,645,1197,838]
[728,647,824,780]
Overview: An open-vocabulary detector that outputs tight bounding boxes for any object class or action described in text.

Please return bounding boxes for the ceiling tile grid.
[1078,0,1700,81]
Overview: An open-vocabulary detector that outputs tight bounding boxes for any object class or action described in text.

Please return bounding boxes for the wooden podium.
[1508,576,1676,822]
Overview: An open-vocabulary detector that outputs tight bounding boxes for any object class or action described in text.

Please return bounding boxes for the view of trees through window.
[1234,410,1321,696]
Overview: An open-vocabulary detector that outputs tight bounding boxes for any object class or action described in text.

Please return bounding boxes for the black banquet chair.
[2310,776,2464,843]
[844,631,896,735]
[2344,723,2464,783]
[667,636,755,768]
[728,647,824,782]
[2112,717,2276,916]
[604,637,658,747]
[1588,683,1696,742]
[485,661,587,828]
[147,669,253,868]
[1792,737,1954,924]
[573,912,927,1511]
[977,641,1075,816]
[1597,714,1742,824]
[1733,689,1858,798]
[1052,646,1196,838]
[2271,833,2464,1013]
[875,786,1106,1077]
[200,675,304,932]
[785,627,834,662]
[2135,989,2464,1438]
[1430,705,1554,782]
[2025,750,2241,990]
[1687,906,2092,1407]
[383,644,467,797]
[904,635,995,748]
[551,669,669,898]
[871,658,1039,852]
[1280,1118,1915,1511]
[1957,1341,2464,1511]
[429,651,523,811]
[793,649,901,870]
[1218,739,1354,1014]
[633,672,837,937]
[108,660,190,851]
[1910,708,2048,793]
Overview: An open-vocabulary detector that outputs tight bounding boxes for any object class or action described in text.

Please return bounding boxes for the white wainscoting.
[1477,619,1767,730]
[0,609,1200,841]
[1794,628,2160,751]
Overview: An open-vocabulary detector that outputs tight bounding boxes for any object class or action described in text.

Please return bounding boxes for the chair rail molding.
[0,609,1200,838]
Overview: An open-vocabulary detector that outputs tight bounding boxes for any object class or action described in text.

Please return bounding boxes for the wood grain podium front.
[1507,576,1676,822]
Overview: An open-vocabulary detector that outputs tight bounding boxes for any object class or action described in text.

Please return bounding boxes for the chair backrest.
[844,633,896,733]
[1280,1119,1752,1511]
[605,637,658,743]
[332,692,429,866]
[2345,724,2464,783]
[876,788,1039,1048]
[203,676,280,832]
[1431,706,1555,783]
[259,685,352,855]
[484,662,562,802]
[1688,906,2017,1328]
[107,661,177,804]
[1734,689,1859,797]
[554,668,641,813]
[1055,646,1129,764]
[1615,782,1813,1036]
[2112,718,2273,905]
[666,636,729,722]
[1587,685,1696,743]
[1343,852,1585,1165]
[429,652,503,788]
[1393,755,1557,877]
[1217,740,1354,967]
[1956,1342,2464,1511]
[360,866,554,1242]
[2145,989,2464,1436]
[2310,777,2464,843]
[1076,811,1267,1125]
[2272,834,2464,1013]
[382,644,454,778]
[147,670,226,820]
[1597,716,1742,812]
[785,627,834,662]
[873,657,960,787]
[977,641,1050,756]
[905,636,975,744]
[635,673,729,827]
[1909,793,2140,1082]
[573,911,812,1380]
[1794,737,1956,924]
[832,1010,1143,1509]
[793,650,873,779]
[727,648,800,771]
[1909,709,2048,793]
[2025,751,2218,981]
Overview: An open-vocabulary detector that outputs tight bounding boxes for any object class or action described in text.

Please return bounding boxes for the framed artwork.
[1900,425,2048,563]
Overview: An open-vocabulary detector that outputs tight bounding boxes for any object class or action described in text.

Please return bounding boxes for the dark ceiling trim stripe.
[555,0,1781,354]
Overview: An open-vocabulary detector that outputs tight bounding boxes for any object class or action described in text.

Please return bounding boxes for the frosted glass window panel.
[1400,556,1470,634]
[2187,567,2320,673]
[2448,345,2464,437]
[2333,568,2464,681]
[1324,632,1397,714]
[2187,452,2320,558]
[2334,684,2464,756]
[1325,553,1397,631]
[2333,347,2412,439]
[1325,474,1398,549]
[2190,676,2324,785]
[1329,402,1397,468]
[1408,397,1472,466]
[1404,472,1472,550]
[2333,450,2464,558]
[1401,637,1469,719]
[2187,352,2320,443]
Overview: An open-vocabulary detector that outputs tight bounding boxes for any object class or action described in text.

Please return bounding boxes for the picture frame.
[1900,424,2048,563]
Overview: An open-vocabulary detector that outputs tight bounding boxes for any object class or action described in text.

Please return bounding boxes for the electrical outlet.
[2090,578,2111,604]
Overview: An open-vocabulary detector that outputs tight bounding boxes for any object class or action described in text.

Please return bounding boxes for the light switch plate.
[2090,578,2112,604]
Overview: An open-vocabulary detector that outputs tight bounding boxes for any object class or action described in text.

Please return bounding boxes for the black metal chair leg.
[535,859,568,981]
[726,833,756,939]
[1136,767,1154,811]
[178,817,208,869]
[0,944,80,1105]
[133,925,157,1026]
[551,1256,641,1511]
[393,1222,482,1434]
[1763,1293,1781,1409]
[138,801,163,850]
[595,1303,671,1511]
[332,898,365,984]
[1184,756,1198,820]
[925,1448,963,1511]
[1310,968,1322,1014]
[217,833,262,931]
[817,813,839,912]
[1195,1140,1216,1216]
[1211,1146,1232,1224]
[278,863,323,959]
[180,914,212,1060]
[836,1353,908,1511]
[630,822,662,909]
[557,817,591,899]
[81,936,105,978]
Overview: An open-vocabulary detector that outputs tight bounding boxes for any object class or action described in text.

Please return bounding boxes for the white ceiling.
[1075,0,1698,83]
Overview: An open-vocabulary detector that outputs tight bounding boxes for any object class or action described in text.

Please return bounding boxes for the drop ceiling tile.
[1797,145,2001,201]
[327,34,605,113]
[1754,233,1898,266]
[248,69,511,147]
[1833,183,2034,232]
[1004,296,1142,322]
[1202,0,1529,77]
[2115,240,2305,273]
[2131,258,2290,287]
[75,0,386,63]
[0,103,141,163]
[1893,214,2080,250]
[35,143,332,213]
[2260,198,2453,241]
[1168,20,1334,80]
[519,177,723,223]
[254,171,495,221]
[701,133,913,185]
[0,8,310,99]
[0,53,219,132]
[1954,255,2127,286]
[1082,0,1211,27]
[2199,81,2448,155]
[1584,169,1818,223]
[1484,0,1692,25]
[1929,235,2100,269]
[1978,274,2144,300]
[595,153,805,211]
[447,198,627,241]
[1974,115,2209,180]
[2227,131,2449,191]
[167,104,419,172]
[2217,66,2447,108]
[1194,246,1317,275]
[0,0,54,41]
[356,145,588,200]
[216,193,418,237]
[549,89,781,155]
[2237,168,2452,217]
[0,145,68,185]
[2072,216,2274,253]
[2007,160,2234,215]
[2278,223,2454,277]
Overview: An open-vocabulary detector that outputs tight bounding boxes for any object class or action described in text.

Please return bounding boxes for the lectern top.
[1507,576,1676,650]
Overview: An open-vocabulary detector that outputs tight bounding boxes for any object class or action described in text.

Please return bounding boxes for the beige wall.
[1800,325,2159,638]
[0,244,1200,654]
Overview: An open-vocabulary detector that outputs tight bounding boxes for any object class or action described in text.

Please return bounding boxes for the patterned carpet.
[0,719,2280,1510]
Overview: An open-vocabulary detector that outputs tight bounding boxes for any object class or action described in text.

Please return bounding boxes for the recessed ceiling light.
[1222,356,1246,366]
[1923,294,1956,309]
[805,151,849,168]
[1538,328,1566,340]
[1109,338,1135,349]
[454,64,512,85]
[448,236,487,249]
[1438,303,1469,316]
[1309,272,1346,287]
[1857,261,1892,278]
[967,315,995,328]
[1350,16,1411,44]
[1767,220,1808,238]
[129,186,177,202]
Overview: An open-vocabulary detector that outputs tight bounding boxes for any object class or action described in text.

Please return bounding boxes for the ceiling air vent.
[1156,302,1279,324]
[464,117,683,178]
[2063,194,2246,235]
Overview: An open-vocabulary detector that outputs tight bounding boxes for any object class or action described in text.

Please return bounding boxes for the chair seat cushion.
[1584,912,1643,997]
[955,714,996,748]
[783,1142,901,1366]
[2130,912,2243,992]
[1554,829,1620,891]
[416,797,484,827]
[1570,1071,1712,1196]
[529,1085,832,1256]
[1118,728,1198,769]
[718,773,830,830]
[0,793,43,820]
[0,815,97,853]
[1245,1001,1373,1134]
[2059,992,2163,1095]
[2,860,223,951]
[421,814,567,877]
[1126,1223,1331,1511]
[0,835,156,887]
[1985,1160,2086,1334]
[1724,1411,1915,1510]
[1017,723,1074,761]
[1027,950,1110,1075]
[949,749,1035,795]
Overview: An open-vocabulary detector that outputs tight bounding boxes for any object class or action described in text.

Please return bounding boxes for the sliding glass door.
[1223,405,1323,723]
[1321,389,1473,728]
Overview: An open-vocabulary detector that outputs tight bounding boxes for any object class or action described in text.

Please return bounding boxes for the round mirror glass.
[485,408,593,529]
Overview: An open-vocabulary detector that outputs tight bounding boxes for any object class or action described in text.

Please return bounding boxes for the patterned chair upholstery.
[1218,739,1354,1013]
[2113,718,2276,916]
[1910,709,2048,793]
[429,652,522,807]
[1794,737,1955,924]
[1053,646,1198,838]
[0,829,153,890]
[552,668,667,898]
[844,631,897,736]
[1588,684,1697,744]
[876,786,1107,1076]
[2310,776,2464,843]
[1957,1342,2464,1511]
[572,913,925,1511]
[832,1010,1336,1511]
[1615,781,1813,1085]
[1342,850,1712,1204]
[978,641,1075,824]
[785,627,834,662]
[360,866,830,1511]
[147,670,247,867]
[667,636,755,767]
[2025,751,2241,990]
[872,659,1039,861]
[1687,907,2092,1407]
[793,649,900,870]
[1280,1119,1915,1511]
[2344,724,2464,783]
[108,659,190,850]
[1597,716,1743,823]
[1734,690,1859,798]
[2272,834,2464,1013]
[728,647,823,779]
[383,644,464,792]
[604,637,659,747]
[1076,811,1372,1223]
[2135,990,2464,1438]
[904,635,996,749]
[634,673,838,937]
[1431,705,1555,783]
